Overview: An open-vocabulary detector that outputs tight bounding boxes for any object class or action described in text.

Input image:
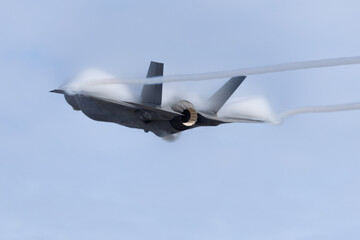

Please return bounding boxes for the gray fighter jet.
[51,61,263,137]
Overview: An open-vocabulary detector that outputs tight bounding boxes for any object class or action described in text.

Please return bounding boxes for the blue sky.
[1,0,360,239]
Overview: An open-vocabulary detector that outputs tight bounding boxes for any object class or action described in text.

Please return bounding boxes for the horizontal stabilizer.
[199,112,265,124]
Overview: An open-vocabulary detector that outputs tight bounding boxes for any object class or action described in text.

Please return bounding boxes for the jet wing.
[122,101,181,117]
[50,89,182,120]
[88,95,182,120]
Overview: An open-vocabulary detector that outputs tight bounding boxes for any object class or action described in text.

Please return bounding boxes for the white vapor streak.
[276,102,360,123]
[218,97,277,123]
[89,56,360,84]
[218,97,360,125]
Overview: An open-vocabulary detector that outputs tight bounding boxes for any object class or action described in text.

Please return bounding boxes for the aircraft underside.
[67,94,228,137]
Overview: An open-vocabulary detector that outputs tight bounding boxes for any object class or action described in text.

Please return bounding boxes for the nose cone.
[50,89,65,94]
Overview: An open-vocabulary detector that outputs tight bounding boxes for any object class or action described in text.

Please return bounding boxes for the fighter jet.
[51,57,360,137]
[51,61,262,137]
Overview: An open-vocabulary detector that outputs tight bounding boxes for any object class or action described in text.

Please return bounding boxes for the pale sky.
[1,1,360,239]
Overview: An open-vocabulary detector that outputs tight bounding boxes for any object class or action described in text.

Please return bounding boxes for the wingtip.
[50,89,65,94]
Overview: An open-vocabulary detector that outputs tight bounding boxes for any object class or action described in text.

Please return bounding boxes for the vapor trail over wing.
[90,56,360,85]
[276,101,360,123]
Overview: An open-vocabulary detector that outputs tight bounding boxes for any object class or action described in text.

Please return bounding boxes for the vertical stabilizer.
[206,76,246,113]
[141,61,164,106]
